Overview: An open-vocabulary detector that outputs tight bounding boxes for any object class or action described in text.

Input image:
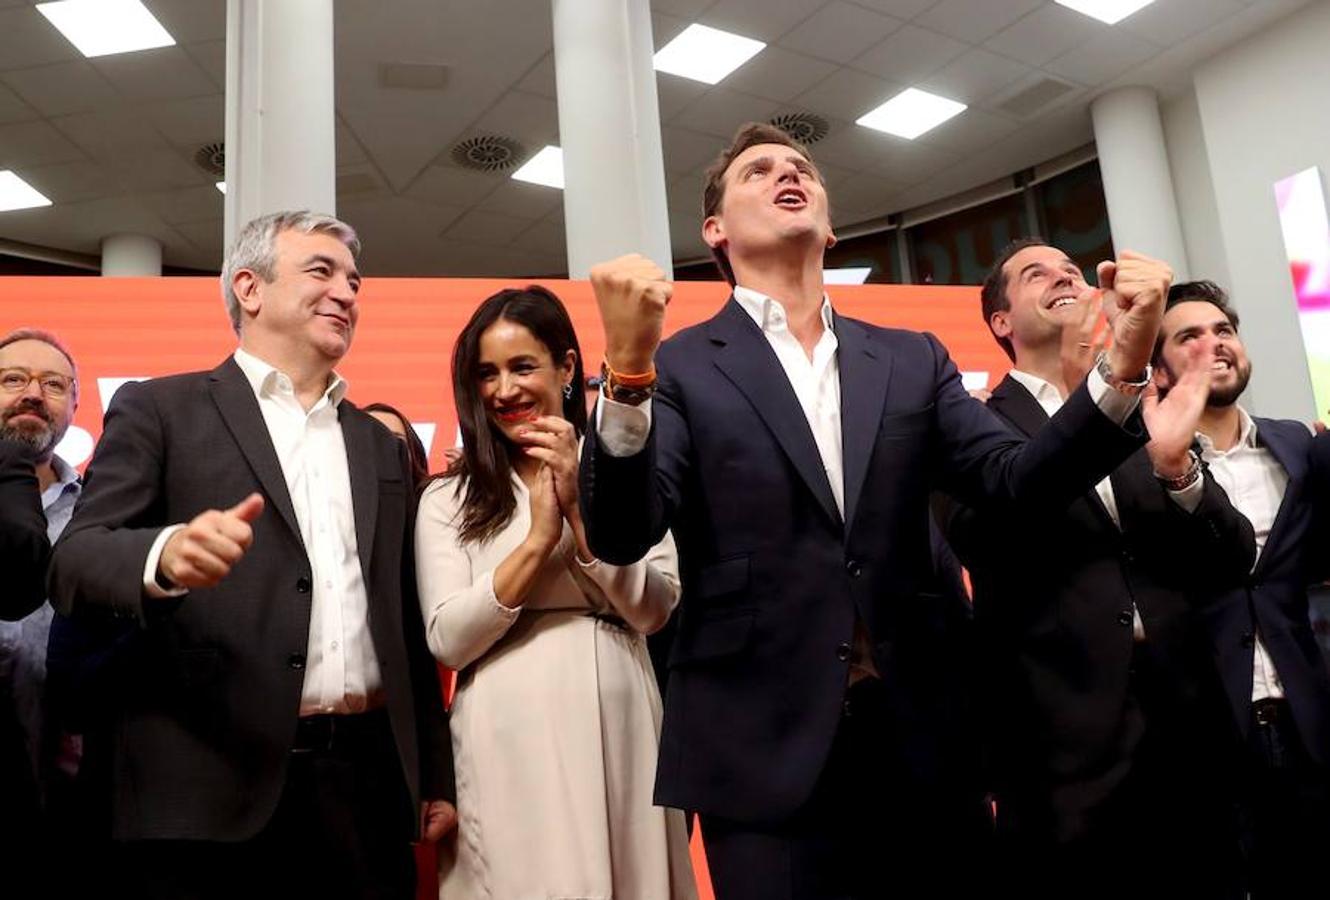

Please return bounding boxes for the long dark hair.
[444,285,586,543]
[363,401,431,493]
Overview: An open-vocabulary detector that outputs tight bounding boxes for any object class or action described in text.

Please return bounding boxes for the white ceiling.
[0,0,1313,275]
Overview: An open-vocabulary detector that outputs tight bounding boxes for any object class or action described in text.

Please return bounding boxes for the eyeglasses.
[0,368,76,399]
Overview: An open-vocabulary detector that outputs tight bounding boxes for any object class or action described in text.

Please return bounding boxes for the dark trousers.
[1243,698,1330,900]
[121,710,416,900]
[700,678,993,900]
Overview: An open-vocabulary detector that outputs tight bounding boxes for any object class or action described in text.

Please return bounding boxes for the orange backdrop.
[1,276,1010,475]
[1,275,1009,899]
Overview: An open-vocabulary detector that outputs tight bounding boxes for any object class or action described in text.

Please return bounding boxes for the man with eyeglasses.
[0,327,79,889]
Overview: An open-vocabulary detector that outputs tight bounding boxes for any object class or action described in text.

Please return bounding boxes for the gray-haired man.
[49,211,454,898]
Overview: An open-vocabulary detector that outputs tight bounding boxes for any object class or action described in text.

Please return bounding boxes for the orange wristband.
[604,361,656,387]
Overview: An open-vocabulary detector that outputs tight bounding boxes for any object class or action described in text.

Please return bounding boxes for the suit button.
[836,642,852,661]
[296,577,311,593]
[846,560,862,578]
[287,653,306,670]
[1117,610,1133,627]
[1241,633,1256,649]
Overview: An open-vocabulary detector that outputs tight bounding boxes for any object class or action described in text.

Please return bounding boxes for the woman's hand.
[515,416,581,519]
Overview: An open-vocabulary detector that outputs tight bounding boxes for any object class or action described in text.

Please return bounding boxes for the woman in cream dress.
[416,286,696,900]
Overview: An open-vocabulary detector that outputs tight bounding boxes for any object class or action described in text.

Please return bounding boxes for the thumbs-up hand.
[158,492,265,590]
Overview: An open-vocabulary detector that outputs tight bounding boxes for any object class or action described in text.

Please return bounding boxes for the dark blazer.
[48,357,453,842]
[580,299,1144,825]
[936,374,1253,842]
[1203,419,1330,763]
[0,438,50,621]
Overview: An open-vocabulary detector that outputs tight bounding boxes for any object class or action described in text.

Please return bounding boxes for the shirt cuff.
[143,524,189,599]
[595,393,652,458]
[1168,477,1204,513]
[1086,365,1141,426]
[479,569,523,620]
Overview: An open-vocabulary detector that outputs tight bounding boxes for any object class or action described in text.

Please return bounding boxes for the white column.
[100,234,162,276]
[223,0,336,248]
[552,0,672,277]
[1090,86,1190,278]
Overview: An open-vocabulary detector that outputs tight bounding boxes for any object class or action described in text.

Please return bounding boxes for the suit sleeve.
[0,438,50,621]
[48,380,174,624]
[581,356,693,566]
[1308,429,1330,584]
[925,334,1145,514]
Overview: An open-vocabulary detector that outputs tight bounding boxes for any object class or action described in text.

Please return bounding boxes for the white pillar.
[552,0,672,277]
[100,233,162,276]
[223,0,336,248]
[1090,86,1190,278]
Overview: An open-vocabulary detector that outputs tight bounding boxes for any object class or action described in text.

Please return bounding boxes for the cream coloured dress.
[416,473,698,900]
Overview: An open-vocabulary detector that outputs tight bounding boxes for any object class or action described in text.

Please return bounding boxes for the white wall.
[1162,88,1231,294]
[1184,0,1330,420]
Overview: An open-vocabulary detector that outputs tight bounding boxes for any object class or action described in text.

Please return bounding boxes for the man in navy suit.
[579,122,1191,899]
[1153,280,1330,900]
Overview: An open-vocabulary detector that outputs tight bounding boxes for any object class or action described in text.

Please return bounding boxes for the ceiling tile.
[982,3,1100,67]
[778,2,905,63]
[19,160,119,204]
[1119,0,1246,46]
[648,0,716,20]
[918,48,1031,104]
[443,209,539,245]
[471,90,560,146]
[793,67,898,123]
[670,88,779,139]
[700,0,828,43]
[851,24,968,82]
[834,171,904,214]
[516,53,556,99]
[182,40,226,88]
[0,120,86,169]
[141,184,226,225]
[1043,28,1161,86]
[336,120,370,168]
[869,140,960,183]
[850,0,939,16]
[651,11,691,48]
[915,0,1044,44]
[513,216,567,257]
[51,106,169,158]
[477,179,564,220]
[107,147,211,192]
[1,61,119,118]
[91,47,218,102]
[0,8,83,69]
[915,106,1018,155]
[172,218,224,259]
[721,46,837,102]
[0,82,36,125]
[144,95,224,148]
[662,125,725,174]
[145,0,228,44]
[810,125,910,171]
[406,164,507,208]
[655,75,710,121]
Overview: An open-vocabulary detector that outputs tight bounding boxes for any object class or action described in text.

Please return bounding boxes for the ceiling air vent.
[450,135,527,173]
[378,62,450,91]
[769,112,829,145]
[194,141,225,177]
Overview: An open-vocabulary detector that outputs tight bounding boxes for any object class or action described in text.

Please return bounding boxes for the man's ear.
[989,309,1013,342]
[233,269,262,319]
[703,214,725,252]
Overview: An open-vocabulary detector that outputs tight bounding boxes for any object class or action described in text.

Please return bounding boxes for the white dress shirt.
[142,348,382,715]
[1194,409,1288,701]
[1007,370,1145,640]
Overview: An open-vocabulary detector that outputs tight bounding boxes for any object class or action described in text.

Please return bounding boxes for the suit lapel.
[208,358,304,544]
[339,403,380,586]
[1253,417,1304,577]
[708,298,842,530]
[835,314,890,533]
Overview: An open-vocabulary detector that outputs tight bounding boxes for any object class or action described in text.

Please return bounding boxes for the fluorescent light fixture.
[215,181,226,194]
[1054,0,1155,25]
[37,0,175,58]
[511,145,564,190]
[823,267,872,285]
[856,87,967,140]
[653,23,765,85]
[0,171,53,212]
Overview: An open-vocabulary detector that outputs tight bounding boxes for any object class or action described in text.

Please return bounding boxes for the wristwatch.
[1094,351,1151,397]
[600,361,657,405]
[1155,450,1202,491]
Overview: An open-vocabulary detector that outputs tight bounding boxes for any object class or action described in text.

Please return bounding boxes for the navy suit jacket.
[1203,419,1330,762]
[0,438,49,621]
[581,298,1145,825]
